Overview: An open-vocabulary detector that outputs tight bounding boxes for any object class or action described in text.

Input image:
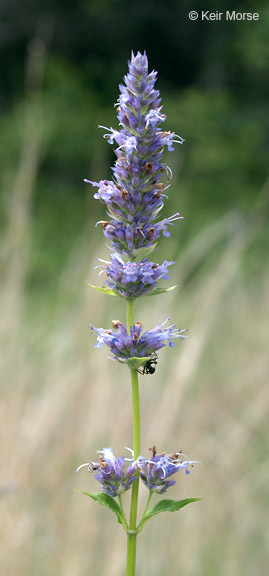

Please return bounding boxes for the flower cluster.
[86,51,183,260]
[76,447,137,497]
[91,318,187,364]
[138,446,200,494]
[93,211,182,257]
[76,446,200,497]
[95,253,175,298]
[86,51,184,300]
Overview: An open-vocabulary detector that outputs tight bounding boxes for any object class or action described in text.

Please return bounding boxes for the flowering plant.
[76,51,201,576]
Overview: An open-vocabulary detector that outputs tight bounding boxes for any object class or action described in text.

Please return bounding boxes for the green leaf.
[141,498,201,528]
[144,285,177,296]
[86,283,118,297]
[127,356,152,370]
[132,243,158,258]
[74,490,124,525]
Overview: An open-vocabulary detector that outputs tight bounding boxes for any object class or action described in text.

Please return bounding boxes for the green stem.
[118,493,128,531]
[137,491,153,532]
[126,298,134,331]
[126,299,140,576]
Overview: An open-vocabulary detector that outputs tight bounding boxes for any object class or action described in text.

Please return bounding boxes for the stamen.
[76,462,90,472]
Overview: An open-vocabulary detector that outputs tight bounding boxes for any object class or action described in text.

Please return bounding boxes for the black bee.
[138,352,158,375]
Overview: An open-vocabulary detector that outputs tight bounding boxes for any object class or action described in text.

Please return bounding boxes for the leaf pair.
[75,490,201,531]
[88,283,177,298]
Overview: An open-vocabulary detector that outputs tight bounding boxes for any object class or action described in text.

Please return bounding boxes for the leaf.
[74,490,124,525]
[144,285,177,296]
[86,283,118,297]
[141,498,201,528]
[127,356,152,370]
[132,243,158,258]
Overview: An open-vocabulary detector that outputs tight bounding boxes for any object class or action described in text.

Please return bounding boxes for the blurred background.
[0,0,268,574]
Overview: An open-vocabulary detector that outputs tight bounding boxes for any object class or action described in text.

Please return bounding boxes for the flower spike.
[85,51,184,261]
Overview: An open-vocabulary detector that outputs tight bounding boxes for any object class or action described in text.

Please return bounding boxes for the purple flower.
[84,51,184,259]
[93,212,183,256]
[95,253,175,298]
[138,447,200,494]
[90,318,187,366]
[76,447,137,497]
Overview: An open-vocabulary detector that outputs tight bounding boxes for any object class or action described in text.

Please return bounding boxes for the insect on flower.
[138,352,158,375]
